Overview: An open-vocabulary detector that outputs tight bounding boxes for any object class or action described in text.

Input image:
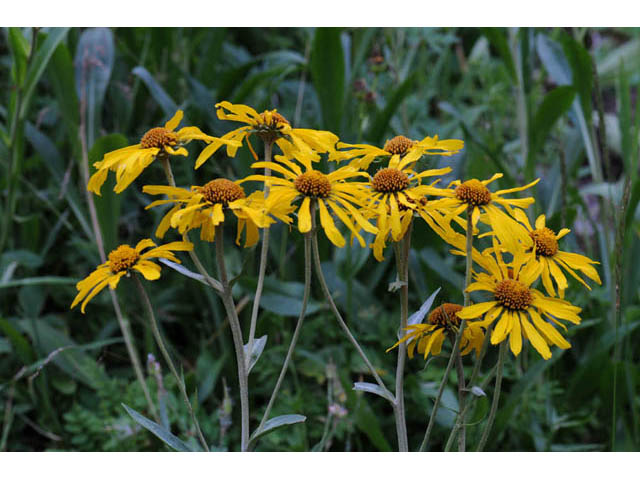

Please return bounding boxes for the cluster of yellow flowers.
[72,101,600,362]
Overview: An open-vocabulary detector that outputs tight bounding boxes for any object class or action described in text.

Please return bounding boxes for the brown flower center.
[372,168,410,193]
[199,179,246,205]
[383,135,415,156]
[108,245,139,273]
[140,127,178,149]
[260,110,289,128]
[529,228,558,257]
[294,171,332,198]
[454,179,492,206]
[428,303,463,328]
[494,279,532,311]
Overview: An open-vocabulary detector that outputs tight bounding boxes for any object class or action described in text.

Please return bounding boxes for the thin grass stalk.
[214,224,250,451]
[476,340,507,451]
[134,276,209,451]
[246,141,273,368]
[392,220,412,452]
[256,229,312,436]
[309,201,393,401]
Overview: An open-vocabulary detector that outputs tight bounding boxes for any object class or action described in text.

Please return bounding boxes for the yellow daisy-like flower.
[456,249,581,360]
[70,240,193,313]
[363,154,455,260]
[87,110,238,195]
[330,134,464,169]
[511,212,601,297]
[241,154,377,248]
[194,101,339,168]
[431,173,539,253]
[386,303,485,359]
[143,179,293,247]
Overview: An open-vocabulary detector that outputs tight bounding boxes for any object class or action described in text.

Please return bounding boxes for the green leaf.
[8,28,29,86]
[244,335,267,374]
[311,27,345,131]
[0,276,77,289]
[122,404,193,452]
[75,28,114,147]
[88,134,128,252]
[353,382,394,403]
[0,317,35,365]
[20,28,70,120]
[367,73,416,144]
[560,33,593,122]
[250,414,307,445]
[132,66,179,116]
[48,41,80,147]
[481,28,517,81]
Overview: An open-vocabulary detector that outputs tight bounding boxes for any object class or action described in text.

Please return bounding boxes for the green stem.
[246,141,273,368]
[255,230,312,437]
[214,224,250,452]
[476,341,507,451]
[310,202,393,401]
[134,276,209,451]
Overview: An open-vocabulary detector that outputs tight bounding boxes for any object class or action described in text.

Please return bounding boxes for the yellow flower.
[330,134,464,169]
[430,173,539,253]
[194,101,339,168]
[143,179,292,247]
[386,303,485,359]
[87,110,238,195]
[457,249,581,360]
[70,240,193,313]
[241,154,377,248]
[363,154,455,260]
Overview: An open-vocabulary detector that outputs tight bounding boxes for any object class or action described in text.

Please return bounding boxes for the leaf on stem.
[122,404,194,452]
[353,382,395,403]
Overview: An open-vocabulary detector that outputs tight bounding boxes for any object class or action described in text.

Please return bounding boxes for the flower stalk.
[476,340,507,451]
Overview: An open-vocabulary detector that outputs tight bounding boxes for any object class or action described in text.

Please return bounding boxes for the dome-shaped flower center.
[494,279,532,311]
[428,303,463,328]
[294,171,332,198]
[454,179,492,206]
[372,168,410,193]
[260,110,289,128]
[108,245,139,273]
[383,135,415,156]
[200,179,246,205]
[140,127,178,149]
[529,228,558,257]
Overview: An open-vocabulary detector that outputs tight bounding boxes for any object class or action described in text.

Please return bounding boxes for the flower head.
[87,110,238,195]
[195,101,339,168]
[330,133,464,169]
[70,240,193,313]
[386,303,485,359]
[143,178,293,246]
[457,248,581,360]
[241,154,377,248]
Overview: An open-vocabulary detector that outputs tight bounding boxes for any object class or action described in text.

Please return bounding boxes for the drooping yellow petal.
[164,110,184,131]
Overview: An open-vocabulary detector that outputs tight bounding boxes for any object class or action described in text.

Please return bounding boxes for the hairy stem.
[246,141,273,369]
[476,341,507,451]
[256,230,312,436]
[134,276,209,451]
[214,224,250,451]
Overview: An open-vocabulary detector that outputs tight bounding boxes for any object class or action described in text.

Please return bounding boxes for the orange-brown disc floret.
[372,168,410,193]
[199,179,246,205]
[454,179,492,206]
[260,110,289,128]
[108,245,139,273]
[530,228,559,257]
[140,127,178,149]
[428,303,463,328]
[294,171,332,198]
[494,279,533,311]
[383,135,415,156]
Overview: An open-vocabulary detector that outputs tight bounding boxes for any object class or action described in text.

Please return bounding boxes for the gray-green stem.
[476,340,507,451]
[246,141,273,369]
[134,276,209,451]
[214,224,250,451]
[255,230,312,437]
[309,202,393,402]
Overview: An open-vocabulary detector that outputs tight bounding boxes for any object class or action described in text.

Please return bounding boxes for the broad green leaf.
[132,65,179,116]
[48,41,80,147]
[560,32,593,123]
[482,27,517,81]
[8,27,29,86]
[597,37,640,81]
[353,382,394,403]
[122,404,193,452]
[367,73,416,144]
[311,28,345,131]
[249,414,307,444]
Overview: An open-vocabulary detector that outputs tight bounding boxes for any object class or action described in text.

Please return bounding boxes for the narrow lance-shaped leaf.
[122,404,193,452]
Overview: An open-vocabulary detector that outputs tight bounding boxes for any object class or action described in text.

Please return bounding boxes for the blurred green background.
[1,27,639,452]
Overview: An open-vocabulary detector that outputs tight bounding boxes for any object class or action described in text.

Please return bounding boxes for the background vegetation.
[1,27,639,452]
